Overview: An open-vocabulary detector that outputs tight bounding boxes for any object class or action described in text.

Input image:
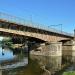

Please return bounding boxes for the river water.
[0,46,74,75]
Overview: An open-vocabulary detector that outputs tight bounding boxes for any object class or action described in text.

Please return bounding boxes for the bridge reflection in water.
[30,55,62,75]
[0,46,74,75]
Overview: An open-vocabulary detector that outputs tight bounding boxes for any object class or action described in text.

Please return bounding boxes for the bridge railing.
[0,12,73,37]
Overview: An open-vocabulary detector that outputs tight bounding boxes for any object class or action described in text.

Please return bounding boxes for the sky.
[0,0,75,34]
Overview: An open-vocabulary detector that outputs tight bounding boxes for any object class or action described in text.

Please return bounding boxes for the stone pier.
[30,42,62,56]
[72,41,75,57]
[62,40,75,57]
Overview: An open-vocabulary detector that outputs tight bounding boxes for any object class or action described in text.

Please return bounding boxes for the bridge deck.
[0,12,73,37]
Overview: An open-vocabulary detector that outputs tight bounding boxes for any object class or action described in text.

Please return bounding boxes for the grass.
[63,71,75,75]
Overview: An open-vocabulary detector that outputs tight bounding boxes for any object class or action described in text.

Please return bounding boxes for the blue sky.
[0,0,75,33]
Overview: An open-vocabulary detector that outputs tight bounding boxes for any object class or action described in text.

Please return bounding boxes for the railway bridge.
[0,12,74,56]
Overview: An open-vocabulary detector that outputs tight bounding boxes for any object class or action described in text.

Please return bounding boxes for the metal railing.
[0,12,73,37]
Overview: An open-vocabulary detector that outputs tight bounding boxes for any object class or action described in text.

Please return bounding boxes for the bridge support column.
[30,42,62,56]
[62,40,75,56]
[62,40,73,57]
[72,41,75,57]
[62,40,75,62]
[71,41,75,62]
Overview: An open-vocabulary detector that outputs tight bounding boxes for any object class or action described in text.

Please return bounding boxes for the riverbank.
[54,63,72,75]
[63,71,75,75]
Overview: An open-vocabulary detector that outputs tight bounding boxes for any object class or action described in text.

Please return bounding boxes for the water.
[0,47,74,75]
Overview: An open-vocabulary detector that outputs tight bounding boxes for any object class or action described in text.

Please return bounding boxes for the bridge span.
[0,12,74,42]
[0,12,75,57]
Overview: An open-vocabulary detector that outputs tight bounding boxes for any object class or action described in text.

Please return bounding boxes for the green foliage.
[2,37,13,46]
[63,71,75,75]
[2,37,12,43]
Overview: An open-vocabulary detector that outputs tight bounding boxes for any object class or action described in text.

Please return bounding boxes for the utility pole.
[30,14,33,26]
[74,29,75,40]
[49,24,62,33]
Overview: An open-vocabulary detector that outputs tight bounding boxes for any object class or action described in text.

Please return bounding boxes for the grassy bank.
[63,71,75,75]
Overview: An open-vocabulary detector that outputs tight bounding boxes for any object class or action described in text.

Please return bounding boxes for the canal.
[0,46,75,75]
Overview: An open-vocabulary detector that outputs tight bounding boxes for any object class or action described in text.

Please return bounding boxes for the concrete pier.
[30,42,62,56]
[62,40,75,57]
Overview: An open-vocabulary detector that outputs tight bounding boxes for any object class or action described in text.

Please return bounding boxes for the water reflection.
[0,46,62,75]
[0,46,74,75]
[30,55,62,75]
[0,47,28,75]
[0,47,15,62]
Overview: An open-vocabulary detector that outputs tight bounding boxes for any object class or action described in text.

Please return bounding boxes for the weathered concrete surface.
[72,41,75,56]
[30,42,62,56]
[62,40,75,56]
[0,27,72,42]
